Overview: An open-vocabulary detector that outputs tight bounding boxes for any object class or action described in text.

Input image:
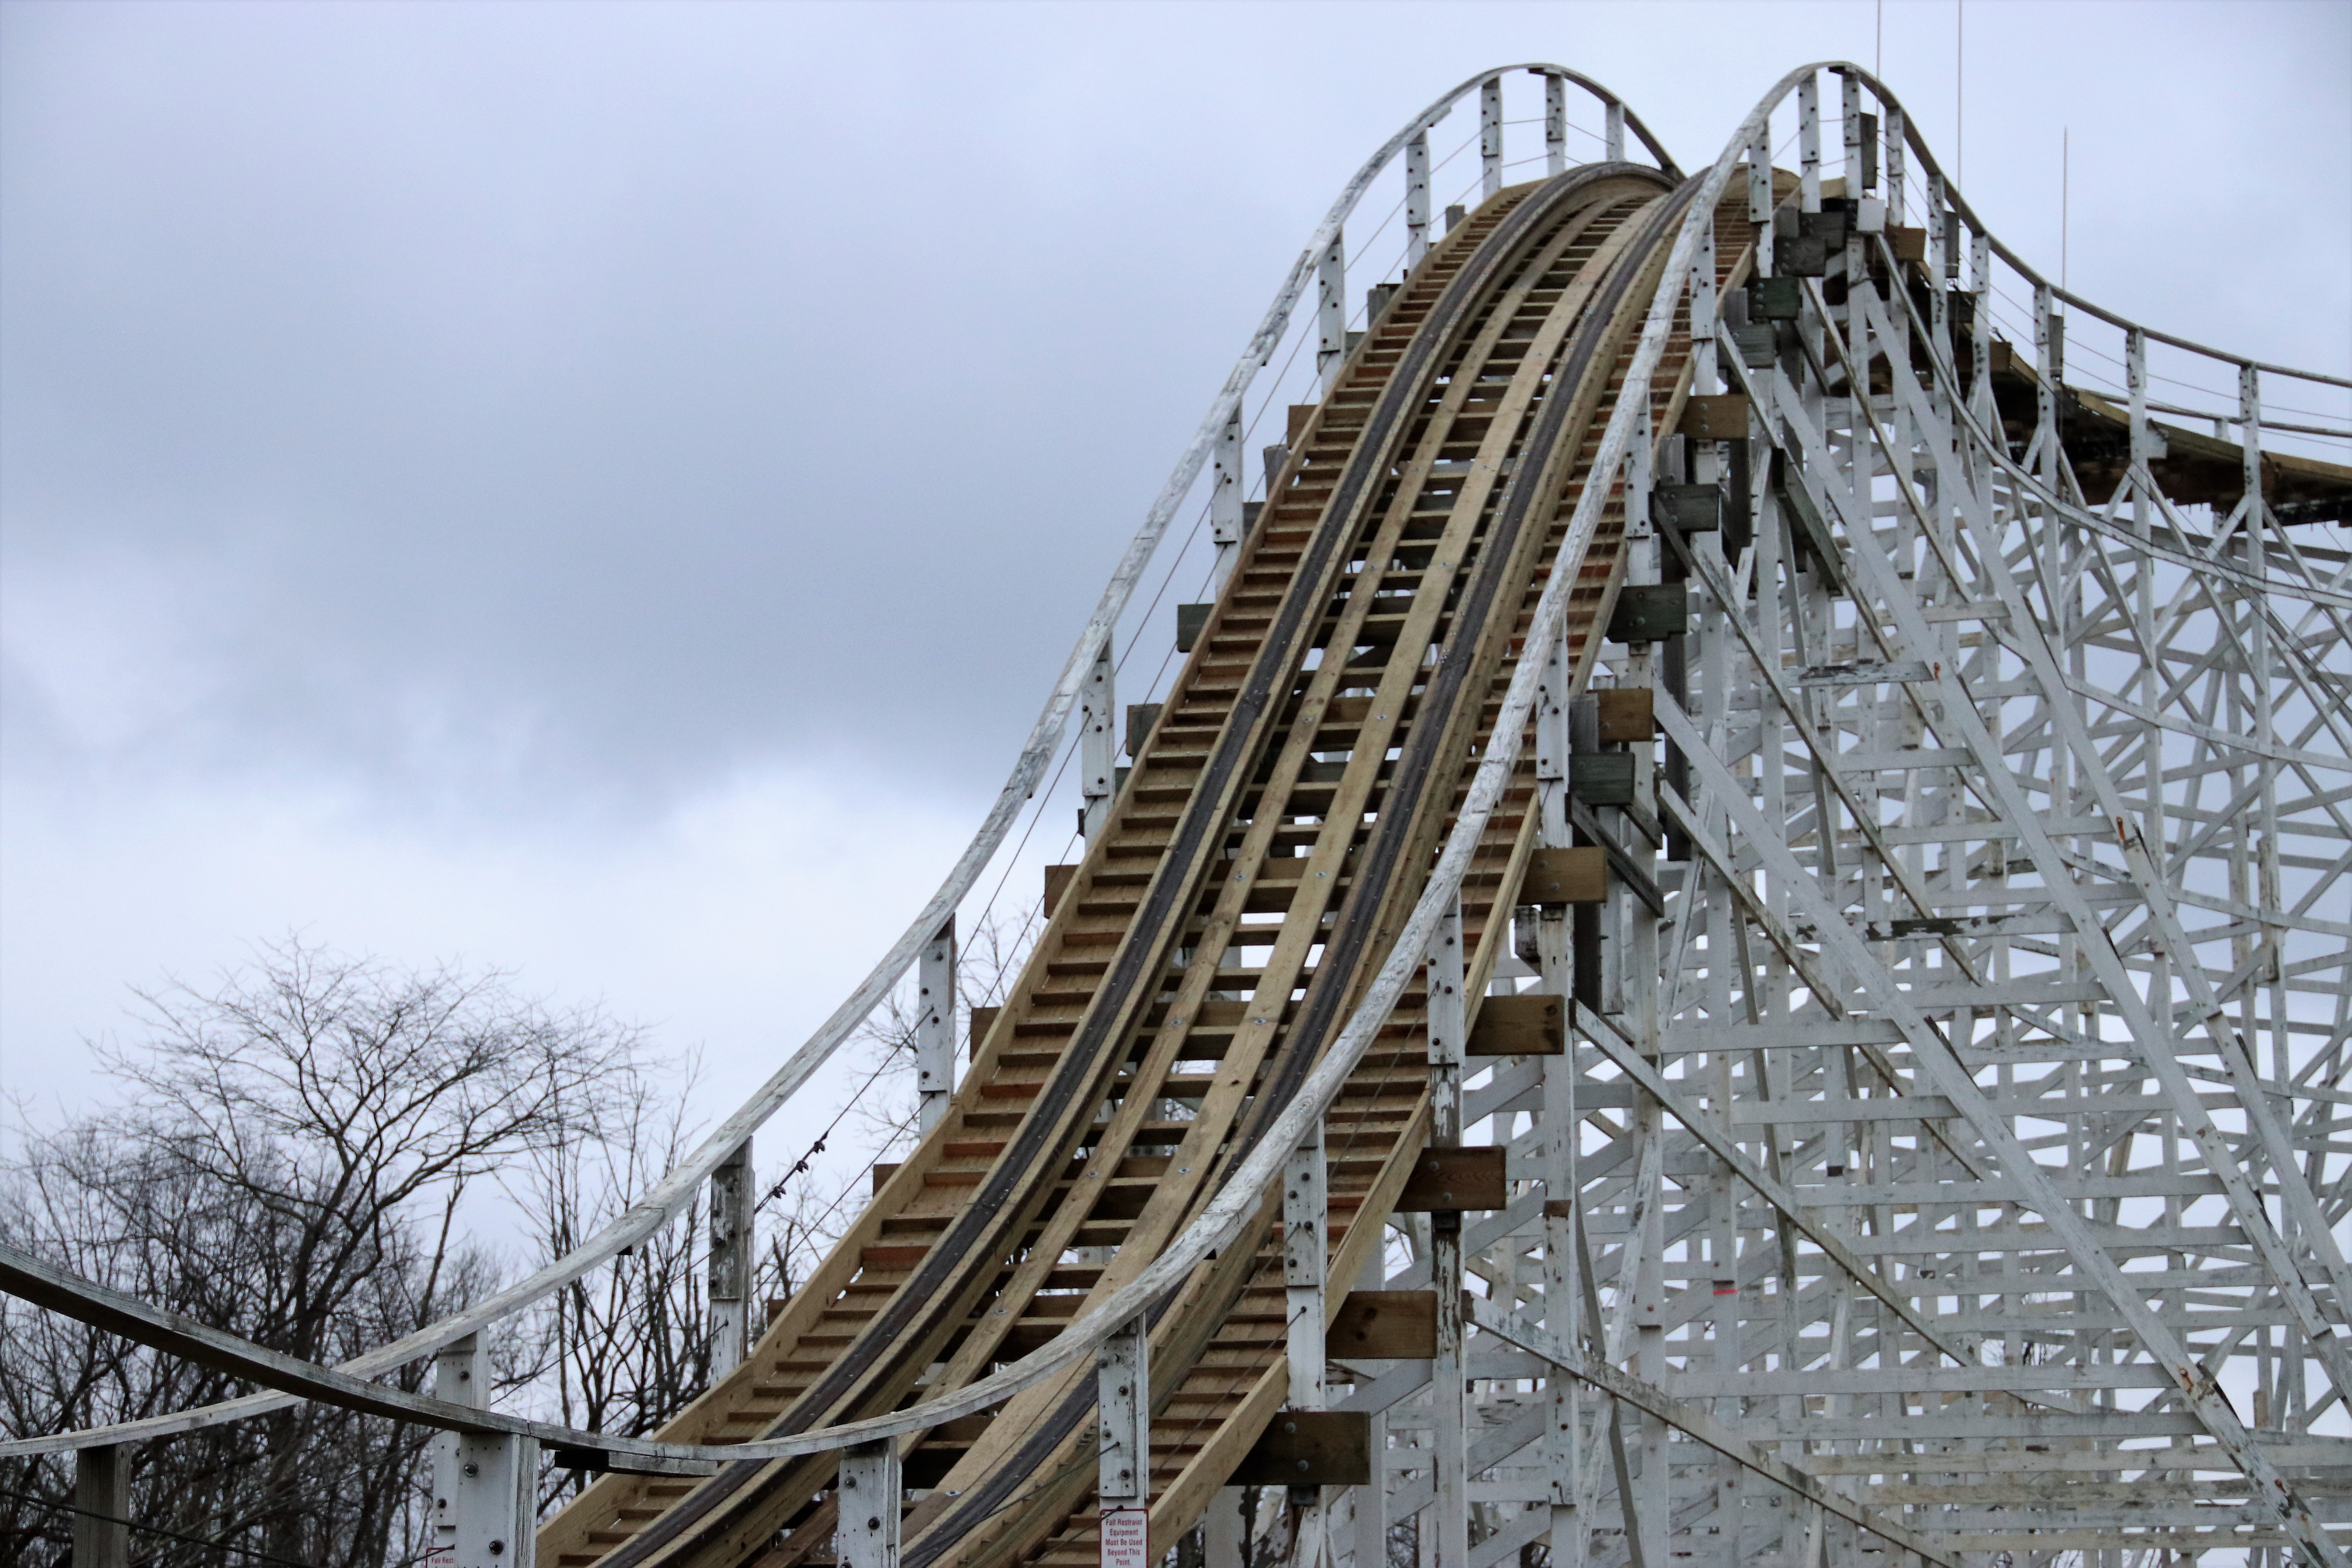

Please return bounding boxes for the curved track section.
[540,160,1740,1568]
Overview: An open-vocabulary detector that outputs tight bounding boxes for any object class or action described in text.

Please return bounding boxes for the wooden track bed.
[540,172,1757,1568]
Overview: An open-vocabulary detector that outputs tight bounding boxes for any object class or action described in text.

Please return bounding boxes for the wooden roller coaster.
[11,59,2352,1567]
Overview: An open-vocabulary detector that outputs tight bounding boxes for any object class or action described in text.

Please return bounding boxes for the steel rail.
[0,64,1673,1461]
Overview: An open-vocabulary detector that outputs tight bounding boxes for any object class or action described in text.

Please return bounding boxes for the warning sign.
[1100,1506,1150,1568]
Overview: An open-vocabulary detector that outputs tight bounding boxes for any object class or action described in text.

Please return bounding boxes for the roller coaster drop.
[8,60,2352,1568]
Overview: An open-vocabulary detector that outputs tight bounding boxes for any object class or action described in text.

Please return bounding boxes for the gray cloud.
[6,2,2345,820]
[2,1,2345,1120]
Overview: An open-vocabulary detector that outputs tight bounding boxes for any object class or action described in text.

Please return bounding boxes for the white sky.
[4,0,2347,1181]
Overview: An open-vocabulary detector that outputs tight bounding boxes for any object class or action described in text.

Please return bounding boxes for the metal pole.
[917,919,956,1132]
[709,1138,755,1377]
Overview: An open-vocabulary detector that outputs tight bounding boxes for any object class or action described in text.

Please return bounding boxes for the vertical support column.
[1746,119,1773,238]
[1425,902,1467,1568]
[1884,105,1906,227]
[437,1334,537,1568]
[1969,228,1994,429]
[2126,329,2152,524]
[839,1439,902,1568]
[1625,389,1657,587]
[2239,363,2265,526]
[1285,1125,1329,1409]
[1406,133,1432,268]
[1479,76,1503,199]
[918,918,957,1132]
[449,1431,539,1568]
[1536,629,1571,848]
[1098,1315,1151,1507]
[1543,73,1566,177]
[72,1445,129,1568]
[1080,637,1115,841]
[1604,100,1625,163]
[1205,1489,1247,1568]
[434,1334,484,1562]
[1285,1123,1328,1568]
[2034,283,2060,485]
[1690,204,1719,397]
[1537,797,1582,1568]
[710,1138,755,1378]
[1797,73,1821,213]
[1840,71,1864,201]
[1541,1196,1582,1568]
[1348,1249,1390,1568]
[1211,404,1246,592]
[1927,173,1950,352]
[1316,231,1347,394]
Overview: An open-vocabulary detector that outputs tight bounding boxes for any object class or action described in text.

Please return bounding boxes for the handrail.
[0,63,1671,1459]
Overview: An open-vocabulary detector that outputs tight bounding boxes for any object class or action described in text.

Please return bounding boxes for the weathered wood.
[1676,391,1749,439]
[1594,686,1654,742]
[1606,584,1690,643]
[1568,751,1638,806]
[1044,863,1079,915]
[1520,845,1608,906]
[1126,703,1162,759]
[969,1005,1000,1054]
[1395,1147,1507,1212]
[1327,1291,1438,1359]
[1231,1410,1371,1487]
[1466,993,1564,1056]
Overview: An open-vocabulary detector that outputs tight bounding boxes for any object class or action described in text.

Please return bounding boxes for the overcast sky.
[4,0,2347,1165]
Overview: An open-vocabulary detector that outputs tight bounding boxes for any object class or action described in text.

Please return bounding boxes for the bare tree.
[521,1062,714,1511]
[0,937,644,1566]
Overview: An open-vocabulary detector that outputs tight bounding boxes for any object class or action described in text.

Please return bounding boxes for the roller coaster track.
[9,60,2352,1567]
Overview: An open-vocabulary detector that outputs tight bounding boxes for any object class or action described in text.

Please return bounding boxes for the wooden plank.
[1287,403,1316,445]
[1231,1410,1372,1487]
[969,1005,1000,1055]
[1395,1146,1507,1212]
[1890,226,1927,265]
[1466,993,1564,1056]
[1326,1291,1437,1359]
[1520,845,1608,906]
[1676,392,1749,440]
[1044,863,1079,916]
[1595,686,1654,742]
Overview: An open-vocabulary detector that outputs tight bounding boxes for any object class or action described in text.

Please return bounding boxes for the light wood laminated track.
[539,164,1763,1568]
